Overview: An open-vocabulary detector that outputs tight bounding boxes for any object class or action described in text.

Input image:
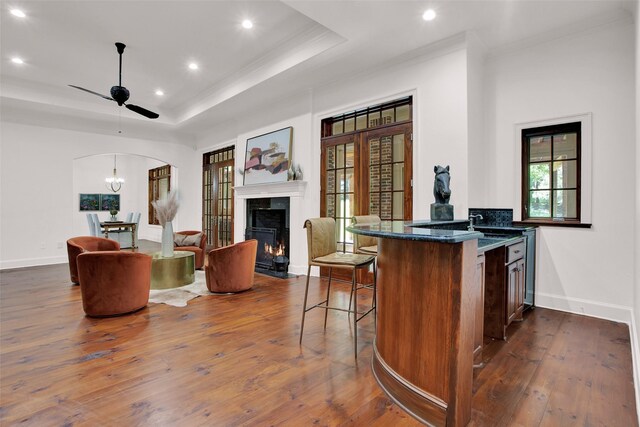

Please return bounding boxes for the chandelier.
[105,154,124,192]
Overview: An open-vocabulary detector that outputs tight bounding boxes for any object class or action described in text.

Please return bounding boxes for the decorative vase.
[110,214,117,221]
[161,221,174,258]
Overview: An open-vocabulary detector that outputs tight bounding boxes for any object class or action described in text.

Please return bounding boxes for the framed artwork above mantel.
[243,127,292,186]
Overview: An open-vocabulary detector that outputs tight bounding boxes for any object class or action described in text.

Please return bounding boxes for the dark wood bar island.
[348,222,482,426]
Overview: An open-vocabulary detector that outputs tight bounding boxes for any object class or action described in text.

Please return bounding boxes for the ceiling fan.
[69,42,159,119]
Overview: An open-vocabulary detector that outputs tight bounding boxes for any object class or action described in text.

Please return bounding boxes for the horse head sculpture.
[433,165,451,205]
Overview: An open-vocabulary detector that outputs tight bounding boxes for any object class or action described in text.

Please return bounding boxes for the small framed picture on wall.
[79,194,100,211]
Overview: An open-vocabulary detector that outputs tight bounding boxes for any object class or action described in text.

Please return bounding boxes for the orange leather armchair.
[174,230,207,269]
[67,236,120,285]
[205,239,257,293]
[77,251,152,317]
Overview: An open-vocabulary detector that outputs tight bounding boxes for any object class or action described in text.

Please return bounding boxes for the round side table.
[150,251,195,290]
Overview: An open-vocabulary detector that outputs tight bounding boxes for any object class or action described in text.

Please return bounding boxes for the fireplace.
[245,197,291,277]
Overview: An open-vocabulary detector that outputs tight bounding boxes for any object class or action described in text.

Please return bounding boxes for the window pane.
[369,138,380,165]
[393,192,404,220]
[326,195,335,217]
[553,160,577,189]
[370,194,380,216]
[327,146,335,169]
[345,168,354,192]
[345,194,354,217]
[554,189,577,218]
[336,145,345,168]
[381,164,392,191]
[336,169,345,193]
[336,218,345,242]
[529,190,551,217]
[529,136,551,162]
[338,194,346,217]
[393,163,404,191]
[332,121,344,135]
[553,133,577,160]
[370,166,380,192]
[529,163,550,189]
[396,105,410,121]
[381,192,392,219]
[346,143,354,167]
[336,145,344,168]
[356,114,367,130]
[326,170,336,193]
[369,111,380,127]
[345,243,354,253]
[344,117,355,133]
[393,134,404,162]
[382,108,394,125]
[381,136,392,163]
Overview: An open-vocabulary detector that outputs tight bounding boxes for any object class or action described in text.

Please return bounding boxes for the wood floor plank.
[0,244,637,426]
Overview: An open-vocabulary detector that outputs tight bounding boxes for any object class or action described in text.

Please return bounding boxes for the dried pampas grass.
[152,190,179,226]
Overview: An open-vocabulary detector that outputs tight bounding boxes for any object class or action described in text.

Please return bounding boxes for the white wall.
[312,42,469,222]
[195,41,471,275]
[0,123,200,269]
[72,154,166,238]
[484,20,636,321]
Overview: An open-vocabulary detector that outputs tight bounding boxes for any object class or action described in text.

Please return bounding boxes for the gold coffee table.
[150,251,195,290]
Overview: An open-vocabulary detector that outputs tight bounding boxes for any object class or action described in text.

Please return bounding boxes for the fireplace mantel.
[234,181,307,199]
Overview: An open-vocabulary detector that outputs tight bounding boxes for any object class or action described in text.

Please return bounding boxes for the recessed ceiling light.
[188,62,198,70]
[11,57,24,64]
[155,90,164,96]
[242,19,253,29]
[422,9,436,21]
[10,9,26,18]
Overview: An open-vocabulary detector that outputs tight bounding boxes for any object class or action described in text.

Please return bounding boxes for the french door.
[203,148,234,249]
[320,122,412,281]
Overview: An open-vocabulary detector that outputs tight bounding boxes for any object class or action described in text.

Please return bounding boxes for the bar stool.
[300,218,377,358]
[350,215,381,310]
[351,215,381,256]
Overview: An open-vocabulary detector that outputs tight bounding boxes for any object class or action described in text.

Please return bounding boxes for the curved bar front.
[348,222,481,427]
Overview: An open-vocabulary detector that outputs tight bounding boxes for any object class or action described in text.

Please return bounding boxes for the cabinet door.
[473,254,486,366]
[506,261,519,325]
[515,258,526,320]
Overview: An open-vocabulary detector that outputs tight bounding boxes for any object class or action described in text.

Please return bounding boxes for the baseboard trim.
[0,256,67,270]
[629,312,640,427]
[535,292,633,324]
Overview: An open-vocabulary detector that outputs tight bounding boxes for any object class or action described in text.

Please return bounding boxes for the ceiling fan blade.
[125,103,159,119]
[69,85,114,101]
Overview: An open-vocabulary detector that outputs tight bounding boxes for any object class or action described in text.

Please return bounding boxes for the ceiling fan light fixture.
[10,9,26,18]
[242,19,253,29]
[69,42,159,119]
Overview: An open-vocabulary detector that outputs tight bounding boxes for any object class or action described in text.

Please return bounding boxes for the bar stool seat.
[300,218,377,359]
[357,245,378,255]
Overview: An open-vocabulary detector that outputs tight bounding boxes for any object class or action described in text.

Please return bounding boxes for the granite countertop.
[347,221,483,243]
[348,219,530,248]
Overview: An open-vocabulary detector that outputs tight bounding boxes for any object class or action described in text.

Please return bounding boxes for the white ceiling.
[1,0,634,145]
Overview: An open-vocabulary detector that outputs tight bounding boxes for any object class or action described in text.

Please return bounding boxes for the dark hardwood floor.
[1,242,637,426]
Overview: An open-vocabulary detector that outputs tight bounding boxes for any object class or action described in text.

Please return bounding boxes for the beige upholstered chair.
[300,218,376,358]
[351,215,381,255]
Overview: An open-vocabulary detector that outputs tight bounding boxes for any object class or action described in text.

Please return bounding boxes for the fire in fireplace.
[245,197,291,278]
[265,242,289,272]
